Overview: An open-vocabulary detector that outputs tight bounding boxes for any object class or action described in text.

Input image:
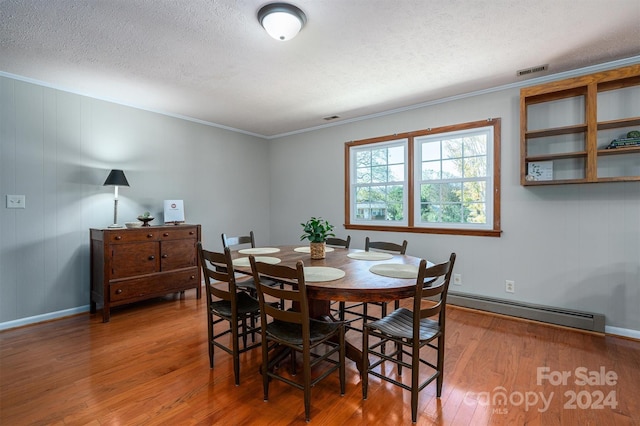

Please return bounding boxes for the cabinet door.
[160,239,197,270]
[110,242,159,278]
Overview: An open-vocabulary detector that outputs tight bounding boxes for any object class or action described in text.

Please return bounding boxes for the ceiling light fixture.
[258,3,307,41]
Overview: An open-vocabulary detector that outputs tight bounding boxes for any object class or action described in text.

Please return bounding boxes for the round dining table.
[230,245,429,371]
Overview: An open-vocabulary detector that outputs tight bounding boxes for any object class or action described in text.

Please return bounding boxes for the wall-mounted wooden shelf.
[520,64,640,185]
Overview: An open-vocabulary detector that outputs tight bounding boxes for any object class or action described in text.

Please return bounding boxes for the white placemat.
[238,247,281,255]
[347,251,394,261]
[303,266,346,282]
[233,256,281,267]
[369,263,419,279]
[294,246,335,253]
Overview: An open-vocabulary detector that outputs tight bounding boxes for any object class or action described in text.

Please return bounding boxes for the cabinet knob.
[149,255,155,260]
[189,231,194,235]
[162,254,168,258]
[115,289,122,294]
[147,234,153,238]
[115,236,122,240]
[163,232,169,237]
[190,275,195,279]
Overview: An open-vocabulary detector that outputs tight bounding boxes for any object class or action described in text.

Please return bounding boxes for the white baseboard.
[0,305,90,331]
[605,326,640,340]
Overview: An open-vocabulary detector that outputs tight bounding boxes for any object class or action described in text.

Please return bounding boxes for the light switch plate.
[6,195,26,209]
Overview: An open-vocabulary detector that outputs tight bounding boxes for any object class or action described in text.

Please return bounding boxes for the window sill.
[344,224,502,237]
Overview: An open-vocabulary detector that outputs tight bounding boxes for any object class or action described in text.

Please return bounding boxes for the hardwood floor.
[1,289,638,425]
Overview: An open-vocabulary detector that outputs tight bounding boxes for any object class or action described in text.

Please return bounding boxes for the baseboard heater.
[447,291,605,333]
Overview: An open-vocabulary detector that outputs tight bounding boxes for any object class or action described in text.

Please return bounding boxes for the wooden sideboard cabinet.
[90,224,201,322]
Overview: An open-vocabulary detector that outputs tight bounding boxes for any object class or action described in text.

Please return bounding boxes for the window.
[345,119,501,237]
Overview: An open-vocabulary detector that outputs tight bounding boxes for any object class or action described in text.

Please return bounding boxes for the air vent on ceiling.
[323,115,340,121]
[517,64,549,77]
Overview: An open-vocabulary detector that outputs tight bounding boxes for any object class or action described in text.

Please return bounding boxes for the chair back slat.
[221,231,256,249]
[365,237,408,254]
[197,243,237,302]
[414,254,456,326]
[250,258,309,327]
[326,236,351,249]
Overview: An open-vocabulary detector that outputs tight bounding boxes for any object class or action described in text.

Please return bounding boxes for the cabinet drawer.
[110,242,159,278]
[161,239,197,270]
[106,229,159,243]
[159,227,198,241]
[110,269,199,303]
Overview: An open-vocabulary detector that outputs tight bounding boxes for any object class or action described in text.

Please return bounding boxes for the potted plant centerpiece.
[300,217,335,259]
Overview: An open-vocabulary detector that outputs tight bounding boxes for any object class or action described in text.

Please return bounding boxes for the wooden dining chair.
[340,237,409,332]
[249,256,346,422]
[197,243,262,385]
[362,253,456,423]
[221,231,256,250]
[326,235,351,249]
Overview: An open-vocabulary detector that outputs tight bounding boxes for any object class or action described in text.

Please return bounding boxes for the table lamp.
[103,169,130,228]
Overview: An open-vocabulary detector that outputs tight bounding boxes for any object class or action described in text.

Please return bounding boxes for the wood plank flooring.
[1,289,638,425]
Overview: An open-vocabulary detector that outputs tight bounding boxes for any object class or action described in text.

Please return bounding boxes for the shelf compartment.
[597,117,640,131]
[597,146,640,157]
[526,124,587,139]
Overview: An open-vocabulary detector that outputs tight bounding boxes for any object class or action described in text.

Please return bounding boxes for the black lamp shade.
[103,169,129,187]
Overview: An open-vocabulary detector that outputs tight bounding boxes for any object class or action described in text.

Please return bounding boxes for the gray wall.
[0,76,271,324]
[1,71,639,336]
[268,88,640,336]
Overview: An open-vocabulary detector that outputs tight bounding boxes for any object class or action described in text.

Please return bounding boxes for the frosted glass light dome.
[258,3,307,41]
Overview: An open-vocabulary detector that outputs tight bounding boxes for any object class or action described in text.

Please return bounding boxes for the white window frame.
[349,139,409,227]
[345,118,501,237]
[413,125,494,231]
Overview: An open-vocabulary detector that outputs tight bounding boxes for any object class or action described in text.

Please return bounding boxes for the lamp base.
[108,224,125,228]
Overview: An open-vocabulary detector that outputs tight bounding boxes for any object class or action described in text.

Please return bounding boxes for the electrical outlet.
[6,195,26,209]
[453,273,462,285]
[505,280,515,293]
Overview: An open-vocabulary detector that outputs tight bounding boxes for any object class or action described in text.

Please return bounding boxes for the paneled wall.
[2,68,639,336]
[0,76,271,324]
[268,87,640,335]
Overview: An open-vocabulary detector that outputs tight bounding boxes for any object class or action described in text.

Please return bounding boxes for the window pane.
[356,150,371,167]
[443,138,463,160]
[388,145,405,164]
[421,203,441,222]
[371,148,387,166]
[463,181,485,202]
[464,202,486,223]
[356,167,371,183]
[463,156,487,178]
[442,182,461,202]
[422,161,440,180]
[464,135,487,156]
[371,166,387,183]
[356,187,370,203]
[442,159,462,179]
[421,141,440,161]
[420,183,439,203]
[388,164,404,182]
[442,204,462,222]
[386,185,404,221]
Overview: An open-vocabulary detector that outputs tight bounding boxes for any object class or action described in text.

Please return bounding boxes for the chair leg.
[380,303,388,354]
[339,327,346,396]
[303,349,312,422]
[411,340,420,423]
[262,337,270,402]
[338,301,345,321]
[207,314,214,368]
[232,318,241,386]
[436,335,444,397]
[362,326,369,400]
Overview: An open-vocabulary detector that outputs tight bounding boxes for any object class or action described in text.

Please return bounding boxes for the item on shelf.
[125,222,141,228]
[527,161,553,181]
[606,137,640,149]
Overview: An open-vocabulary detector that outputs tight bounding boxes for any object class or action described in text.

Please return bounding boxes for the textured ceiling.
[1,0,639,137]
